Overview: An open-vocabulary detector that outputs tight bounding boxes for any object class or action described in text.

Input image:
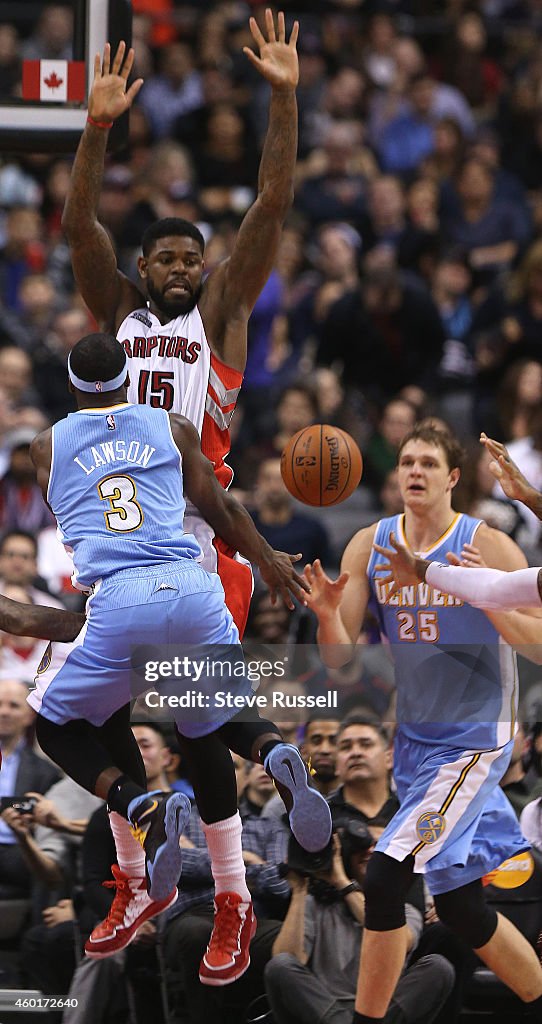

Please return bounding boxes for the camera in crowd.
[279,820,374,880]
[0,796,38,815]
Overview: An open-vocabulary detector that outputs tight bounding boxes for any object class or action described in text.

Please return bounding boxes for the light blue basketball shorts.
[28,560,253,738]
[376,728,529,894]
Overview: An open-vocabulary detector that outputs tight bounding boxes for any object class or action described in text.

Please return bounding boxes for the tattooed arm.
[61,42,144,331]
[200,10,299,372]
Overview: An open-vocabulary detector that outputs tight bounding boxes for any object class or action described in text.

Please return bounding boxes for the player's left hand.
[243,9,299,91]
[446,543,487,569]
[259,550,310,610]
[373,531,419,596]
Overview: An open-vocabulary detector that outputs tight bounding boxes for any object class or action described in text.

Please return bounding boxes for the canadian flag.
[22,60,86,103]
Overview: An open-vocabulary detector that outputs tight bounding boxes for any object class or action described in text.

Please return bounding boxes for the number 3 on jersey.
[97,475,144,532]
[397,611,439,643]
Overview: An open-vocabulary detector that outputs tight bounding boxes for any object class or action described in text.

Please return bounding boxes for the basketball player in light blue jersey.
[304,422,542,1024]
[28,333,332,984]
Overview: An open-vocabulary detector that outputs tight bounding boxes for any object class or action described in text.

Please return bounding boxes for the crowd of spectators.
[3,0,542,1021]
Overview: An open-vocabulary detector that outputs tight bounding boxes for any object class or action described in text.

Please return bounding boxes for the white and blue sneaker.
[128,790,191,901]
[264,744,332,852]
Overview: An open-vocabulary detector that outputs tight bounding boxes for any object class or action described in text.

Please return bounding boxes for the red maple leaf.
[44,71,63,90]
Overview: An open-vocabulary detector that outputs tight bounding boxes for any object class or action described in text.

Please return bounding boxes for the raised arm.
[169,414,309,609]
[61,42,144,330]
[304,527,376,668]
[200,10,298,370]
[481,433,542,520]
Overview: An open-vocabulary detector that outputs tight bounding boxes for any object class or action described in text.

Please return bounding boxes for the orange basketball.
[280,425,363,507]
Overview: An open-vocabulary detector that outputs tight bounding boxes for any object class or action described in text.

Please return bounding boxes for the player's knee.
[434,882,498,949]
[364,852,413,931]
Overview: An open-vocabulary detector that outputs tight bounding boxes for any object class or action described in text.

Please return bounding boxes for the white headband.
[68,352,128,393]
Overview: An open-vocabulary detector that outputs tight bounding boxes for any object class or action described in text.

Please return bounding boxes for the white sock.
[202,811,251,903]
[109,811,146,879]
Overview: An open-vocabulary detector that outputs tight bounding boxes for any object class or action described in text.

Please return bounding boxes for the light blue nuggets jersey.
[47,403,201,588]
[366,513,517,750]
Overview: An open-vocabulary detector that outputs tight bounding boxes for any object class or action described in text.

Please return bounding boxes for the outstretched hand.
[480,432,535,504]
[302,560,350,614]
[373,531,420,597]
[243,9,299,91]
[88,41,143,124]
[259,550,310,611]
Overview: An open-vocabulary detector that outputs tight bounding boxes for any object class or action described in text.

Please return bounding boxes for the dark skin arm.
[0,594,83,643]
[62,12,298,364]
[61,42,144,331]
[199,10,299,371]
[169,414,308,609]
[30,419,309,611]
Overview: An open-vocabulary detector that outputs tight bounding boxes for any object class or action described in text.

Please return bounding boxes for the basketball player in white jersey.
[62,11,299,637]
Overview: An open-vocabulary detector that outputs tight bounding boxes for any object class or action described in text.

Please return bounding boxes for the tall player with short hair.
[28,334,331,983]
[304,423,542,1024]
[62,11,299,637]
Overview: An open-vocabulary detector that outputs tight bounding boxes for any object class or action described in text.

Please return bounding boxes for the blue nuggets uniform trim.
[367,513,518,750]
[366,512,526,893]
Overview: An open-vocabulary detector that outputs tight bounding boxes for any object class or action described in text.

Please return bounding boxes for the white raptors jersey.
[116,304,245,574]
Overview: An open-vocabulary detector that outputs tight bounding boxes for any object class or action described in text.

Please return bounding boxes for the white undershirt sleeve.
[425,562,542,610]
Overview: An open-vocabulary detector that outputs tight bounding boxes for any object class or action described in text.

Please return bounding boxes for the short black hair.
[304,711,341,732]
[141,218,205,257]
[0,529,37,557]
[338,714,390,745]
[69,333,126,384]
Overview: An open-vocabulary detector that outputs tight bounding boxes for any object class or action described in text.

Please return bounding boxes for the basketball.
[280,425,363,507]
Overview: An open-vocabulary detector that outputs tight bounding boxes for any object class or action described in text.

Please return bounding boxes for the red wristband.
[87,115,113,130]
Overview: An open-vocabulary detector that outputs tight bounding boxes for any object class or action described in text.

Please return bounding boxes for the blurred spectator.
[0,209,46,311]
[21,4,73,61]
[441,11,503,113]
[0,529,64,606]
[0,678,60,898]
[0,348,38,408]
[377,72,474,176]
[0,273,58,352]
[317,267,445,403]
[32,306,88,422]
[238,383,319,484]
[300,713,340,797]
[0,24,20,98]
[295,121,368,228]
[491,406,542,544]
[240,760,276,817]
[379,468,403,517]
[0,427,54,534]
[364,398,417,490]
[139,42,203,140]
[250,457,333,568]
[497,359,542,441]
[454,442,522,539]
[243,269,284,392]
[442,157,530,283]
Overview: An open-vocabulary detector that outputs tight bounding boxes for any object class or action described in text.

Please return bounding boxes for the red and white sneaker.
[199,892,257,986]
[84,864,177,959]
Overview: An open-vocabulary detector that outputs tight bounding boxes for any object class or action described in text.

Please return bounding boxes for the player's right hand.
[88,41,143,124]
[259,550,310,610]
[302,560,350,615]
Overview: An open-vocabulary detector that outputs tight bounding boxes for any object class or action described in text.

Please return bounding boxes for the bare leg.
[355,926,409,1016]
[475,913,542,1002]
